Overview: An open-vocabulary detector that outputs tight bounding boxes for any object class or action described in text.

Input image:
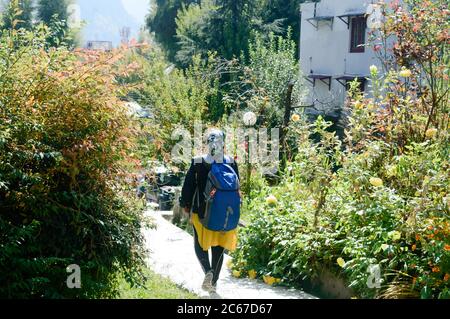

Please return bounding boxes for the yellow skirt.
[191,213,238,252]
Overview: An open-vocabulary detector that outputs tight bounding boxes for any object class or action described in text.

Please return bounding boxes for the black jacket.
[179,157,240,219]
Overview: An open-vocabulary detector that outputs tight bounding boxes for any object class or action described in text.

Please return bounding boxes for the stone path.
[142,209,318,299]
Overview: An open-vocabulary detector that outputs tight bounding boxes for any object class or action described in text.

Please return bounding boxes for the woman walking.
[179,129,240,293]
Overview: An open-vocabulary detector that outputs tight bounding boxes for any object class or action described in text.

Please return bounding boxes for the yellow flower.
[248,270,257,279]
[370,177,383,187]
[425,128,438,139]
[353,101,364,110]
[266,195,278,206]
[386,165,397,177]
[399,68,412,78]
[226,259,234,269]
[370,65,378,75]
[263,276,276,286]
[232,270,241,278]
[388,230,401,241]
[291,114,301,122]
[337,258,346,268]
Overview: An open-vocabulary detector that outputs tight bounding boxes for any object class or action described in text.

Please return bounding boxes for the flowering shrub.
[232,117,449,298]
[231,0,449,299]
[0,28,146,298]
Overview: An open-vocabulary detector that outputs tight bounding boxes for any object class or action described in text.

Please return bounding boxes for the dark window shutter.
[350,16,366,53]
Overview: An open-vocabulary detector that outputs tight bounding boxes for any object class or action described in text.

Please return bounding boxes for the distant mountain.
[77,0,149,47]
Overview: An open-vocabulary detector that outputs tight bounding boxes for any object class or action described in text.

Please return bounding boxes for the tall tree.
[209,0,256,60]
[175,0,216,67]
[261,0,305,57]
[152,0,287,65]
[147,0,198,61]
[176,0,283,65]
[37,0,68,24]
[36,0,72,47]
[1,0,34,30]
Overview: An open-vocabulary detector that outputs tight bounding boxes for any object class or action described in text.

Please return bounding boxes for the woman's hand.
[183,207,193,224]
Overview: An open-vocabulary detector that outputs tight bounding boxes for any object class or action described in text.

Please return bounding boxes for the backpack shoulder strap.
[224,155,235,164]
[190,157,203,215]
[193,156,211,175]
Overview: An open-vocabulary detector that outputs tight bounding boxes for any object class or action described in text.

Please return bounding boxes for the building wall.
[85,41,113,51]
[300,0,384,116]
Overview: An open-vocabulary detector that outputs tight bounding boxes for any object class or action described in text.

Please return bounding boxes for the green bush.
[232,115,449,298]
[223,30,306,129]
[0,28,146,298]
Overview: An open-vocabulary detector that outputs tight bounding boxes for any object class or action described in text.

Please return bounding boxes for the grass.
[118,268,199,299]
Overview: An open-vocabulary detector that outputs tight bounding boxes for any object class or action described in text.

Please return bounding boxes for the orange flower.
[412,244,417,251]
[445,245,450,251]
[432,266,440,273]
[444,274,450,282]
[415,234,420,241]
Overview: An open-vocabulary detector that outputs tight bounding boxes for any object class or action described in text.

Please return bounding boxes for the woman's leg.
[193,227,211,274]
[211,246,225,285]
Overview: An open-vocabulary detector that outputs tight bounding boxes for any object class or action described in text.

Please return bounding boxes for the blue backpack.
[196,156,241,232]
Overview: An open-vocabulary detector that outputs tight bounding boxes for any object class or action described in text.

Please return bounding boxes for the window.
[350,16,366,53]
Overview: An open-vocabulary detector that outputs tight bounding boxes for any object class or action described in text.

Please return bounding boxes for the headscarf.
[205,129,225,164]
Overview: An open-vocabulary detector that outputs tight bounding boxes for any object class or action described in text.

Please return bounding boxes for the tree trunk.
[279,81,295,173]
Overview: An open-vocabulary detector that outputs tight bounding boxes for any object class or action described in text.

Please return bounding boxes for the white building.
[300,0,386,122]
[85,40,113,51]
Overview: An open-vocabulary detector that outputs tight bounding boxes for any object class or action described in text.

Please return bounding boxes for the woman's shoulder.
[226,155,239,166]
[191,155,238,166]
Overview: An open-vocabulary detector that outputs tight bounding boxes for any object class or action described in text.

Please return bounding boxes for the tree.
[36,0,71,47]
[150,0,290,66]
[147,0,198,61]
[208,0,257,60]
[175,0,216,67]
[226,29,305,128]
[175,0,285,66]
[261,0,305,57]
[1,0,34,31]
[37,0,68,24]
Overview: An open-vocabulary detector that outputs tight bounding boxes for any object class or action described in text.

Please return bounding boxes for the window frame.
[349,15,367,53]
